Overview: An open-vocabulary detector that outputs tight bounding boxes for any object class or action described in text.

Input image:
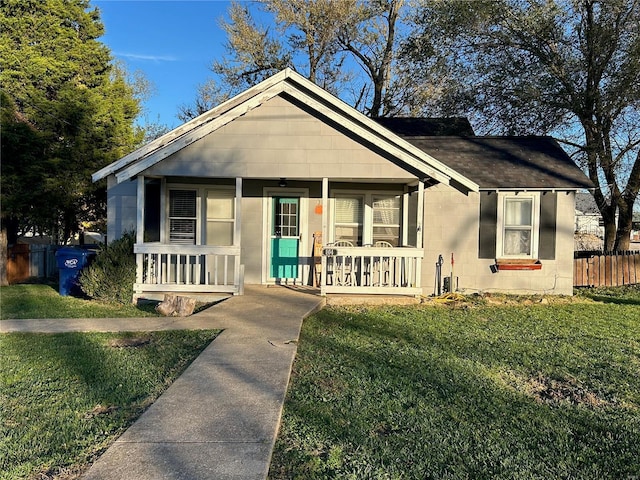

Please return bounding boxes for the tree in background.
[406,0,640,250]
[0,0,145,244]
[179,0,409,121]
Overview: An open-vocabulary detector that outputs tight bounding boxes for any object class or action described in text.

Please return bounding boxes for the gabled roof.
[93,69,479,192]
[374,117,475,136]
[398,136,594,190]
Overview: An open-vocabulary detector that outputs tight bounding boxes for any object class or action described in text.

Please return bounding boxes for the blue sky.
[95,0,233,129]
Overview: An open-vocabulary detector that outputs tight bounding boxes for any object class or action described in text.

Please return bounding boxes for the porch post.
[402,185,409,246]
[136,176,145,286]
[416,180,424,248]
[234,177,243,294]
[321,177,329,295]
[415,180,424,288]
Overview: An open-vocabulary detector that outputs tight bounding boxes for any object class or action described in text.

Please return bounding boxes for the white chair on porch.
[372,240,393,286]
[330,239,354,286]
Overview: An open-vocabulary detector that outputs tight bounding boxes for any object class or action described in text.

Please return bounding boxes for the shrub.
[79,232,136,304]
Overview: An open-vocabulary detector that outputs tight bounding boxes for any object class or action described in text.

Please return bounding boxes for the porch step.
[326,294,421,306]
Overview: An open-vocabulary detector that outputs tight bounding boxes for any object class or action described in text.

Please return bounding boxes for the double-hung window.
[169,189,197,244]
[168,187,236,246]
[206,189,235,246]
[334,195,363,245]
[372,195,401,246]
[496,193,539,258]
[333,192,402,246]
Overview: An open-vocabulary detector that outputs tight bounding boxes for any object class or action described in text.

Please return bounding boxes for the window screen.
[372,195,400,246]
[169,190,196,244]
[334,196,363,245]
[502,197,533,256]
[206,190,235,246]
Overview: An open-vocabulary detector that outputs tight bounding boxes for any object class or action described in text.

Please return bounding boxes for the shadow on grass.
[1,330,220,478]
[575,285,640,306]
[0,283,159,319]
[270,307,640,479]
[577,293,640,305]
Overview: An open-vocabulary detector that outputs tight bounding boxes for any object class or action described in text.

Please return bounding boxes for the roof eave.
[94,68,478,192]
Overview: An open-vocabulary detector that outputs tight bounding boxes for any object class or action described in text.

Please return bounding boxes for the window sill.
[495,259,542,271]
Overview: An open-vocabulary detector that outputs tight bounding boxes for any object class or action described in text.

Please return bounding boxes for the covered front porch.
[132,176,426,298]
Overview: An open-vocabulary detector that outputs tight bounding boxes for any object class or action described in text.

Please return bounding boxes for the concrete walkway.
[2,286,324,480]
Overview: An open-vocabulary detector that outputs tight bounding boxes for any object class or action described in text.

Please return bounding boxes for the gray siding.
[143,95,416,181]
[422,185,575,295]
[107,176,137,243]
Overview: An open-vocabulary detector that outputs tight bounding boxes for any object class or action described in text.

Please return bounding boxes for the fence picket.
[574,251,640,287]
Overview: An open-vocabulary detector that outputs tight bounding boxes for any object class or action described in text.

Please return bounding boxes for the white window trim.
[333,193,365,245]
[261,187,309,284]
[167,187,200,245]
[205,187,236,246]
[166,184,236,246]
[496,192,540,259]
[330,189,403,246]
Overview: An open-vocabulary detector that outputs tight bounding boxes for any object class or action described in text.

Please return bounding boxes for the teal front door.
[270,197,300,280]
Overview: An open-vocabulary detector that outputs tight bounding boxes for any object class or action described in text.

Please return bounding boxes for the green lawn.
[0,284,157,319]
[270,291,640,479]
[0,329,220,479]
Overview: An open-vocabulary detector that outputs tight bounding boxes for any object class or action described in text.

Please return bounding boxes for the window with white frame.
[169,189,197,244]
[496,193,539,258]
[334,195,363,245]
[168,186,236,246]
[372,194,401,246]
[333,191,402,246]
[206,189,235,246]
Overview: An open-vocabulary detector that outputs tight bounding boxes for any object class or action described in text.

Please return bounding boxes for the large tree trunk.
[615,196,637,251]
[602,213,617,251]
[615,215,632,251]
[617,152,640,250]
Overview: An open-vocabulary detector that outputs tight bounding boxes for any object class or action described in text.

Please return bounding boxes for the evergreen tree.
[0,0,144,243]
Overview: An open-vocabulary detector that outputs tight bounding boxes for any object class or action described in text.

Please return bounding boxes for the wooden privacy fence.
[7,244,58,284]
[574,251,640,287]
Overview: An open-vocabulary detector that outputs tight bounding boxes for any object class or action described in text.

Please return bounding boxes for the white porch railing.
[134,243,242,294]
[321,246,423,295]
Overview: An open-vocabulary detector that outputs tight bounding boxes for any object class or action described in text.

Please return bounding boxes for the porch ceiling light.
[279,178,288,188]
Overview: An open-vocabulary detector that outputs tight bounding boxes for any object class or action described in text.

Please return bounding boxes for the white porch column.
[415,180,424,288]
[136,176,145,285]
[321,177,329,294]
[234,177,242,247]
[416,180,424,248]
[402,185,409,246]
[235,177,243,294]
[321,178,329,243]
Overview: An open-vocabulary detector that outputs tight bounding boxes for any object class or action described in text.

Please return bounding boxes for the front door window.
[271,197,300,279]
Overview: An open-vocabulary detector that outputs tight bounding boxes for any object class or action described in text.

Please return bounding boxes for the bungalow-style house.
[93,69,593,298]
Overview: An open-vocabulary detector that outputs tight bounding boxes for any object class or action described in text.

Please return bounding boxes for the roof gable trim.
[92,69,292,182]
[96,68,478,192]
[115,83,286,183]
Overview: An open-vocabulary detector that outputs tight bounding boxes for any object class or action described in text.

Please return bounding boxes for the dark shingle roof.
[399,136,594,190]
[575,192,600,214]
[374,117,475,136]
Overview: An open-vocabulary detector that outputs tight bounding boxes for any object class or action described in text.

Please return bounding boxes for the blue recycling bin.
[55,247,96,296]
